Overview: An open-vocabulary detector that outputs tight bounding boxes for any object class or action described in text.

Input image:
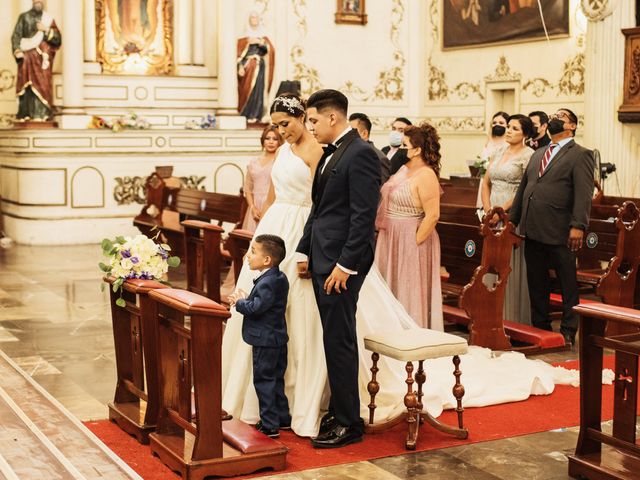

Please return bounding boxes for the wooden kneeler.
[148,288,287,480]
[364,329,469,450]
[106,276,167,444]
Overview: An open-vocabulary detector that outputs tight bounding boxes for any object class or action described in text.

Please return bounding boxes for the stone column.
[58,0,90,129]
[192,0,205,66]
[216,0,245,129]
[176,0,193,65]
[583,0,639,196]
[83,0,96,62]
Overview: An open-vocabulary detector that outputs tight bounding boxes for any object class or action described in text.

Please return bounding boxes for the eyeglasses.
[551,111,576,123]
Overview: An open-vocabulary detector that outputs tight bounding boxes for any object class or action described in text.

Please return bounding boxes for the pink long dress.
[375,167,444,330]
[242,156,274,232]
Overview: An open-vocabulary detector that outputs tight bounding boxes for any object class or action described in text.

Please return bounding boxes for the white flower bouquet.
[99,234,180,307]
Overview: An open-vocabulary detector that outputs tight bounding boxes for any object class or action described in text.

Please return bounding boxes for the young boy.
[228,234,291,438]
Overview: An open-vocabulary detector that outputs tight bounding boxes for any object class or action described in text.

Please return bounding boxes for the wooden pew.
[227,228,254,285]
[438,206,566,352]
[105,276,167,444]
[147,288,287,479]
[568,303,640,479]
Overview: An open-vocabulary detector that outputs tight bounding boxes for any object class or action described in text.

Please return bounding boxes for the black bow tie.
[323,143,337,156]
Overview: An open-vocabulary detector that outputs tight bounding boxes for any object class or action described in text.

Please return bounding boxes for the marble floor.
[0,243,589,479]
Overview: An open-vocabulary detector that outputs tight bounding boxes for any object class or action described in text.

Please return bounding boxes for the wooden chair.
[182,220,225,303]
[568,303,640,479]
[147,288,287,479]
[227,229,254,284]
[105,276,167,444]
[364,328,469,450]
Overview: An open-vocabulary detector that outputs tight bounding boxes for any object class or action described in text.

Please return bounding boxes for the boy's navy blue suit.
[235,266,290,431]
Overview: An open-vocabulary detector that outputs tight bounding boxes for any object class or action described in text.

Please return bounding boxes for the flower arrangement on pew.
[99,234,180,307]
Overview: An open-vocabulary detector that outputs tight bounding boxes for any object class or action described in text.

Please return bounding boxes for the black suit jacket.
[510,139,595,245]
[381,145,408,175]
[297,129,381,274]
[235,267,289,347]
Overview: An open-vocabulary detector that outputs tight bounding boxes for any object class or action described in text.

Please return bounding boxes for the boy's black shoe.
[255,421,280,439]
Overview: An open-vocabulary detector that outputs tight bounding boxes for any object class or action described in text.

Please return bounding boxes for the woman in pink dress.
[375,122,443,330]
[242,125,283,231]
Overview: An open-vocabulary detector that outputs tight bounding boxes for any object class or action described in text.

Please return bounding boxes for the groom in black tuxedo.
[296,89,381,448]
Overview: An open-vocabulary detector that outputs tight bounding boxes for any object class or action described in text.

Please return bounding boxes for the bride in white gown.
[221,95,574,438]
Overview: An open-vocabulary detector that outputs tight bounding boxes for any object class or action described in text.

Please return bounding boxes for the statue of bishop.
[12,0,62,122]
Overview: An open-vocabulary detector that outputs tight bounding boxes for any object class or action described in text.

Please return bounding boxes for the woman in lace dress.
[375,123,443,329]
[242,125,282,231]
[481,114,535,325]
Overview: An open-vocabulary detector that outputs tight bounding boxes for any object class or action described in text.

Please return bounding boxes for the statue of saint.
[12,0,61,122]
[237,12,275,124]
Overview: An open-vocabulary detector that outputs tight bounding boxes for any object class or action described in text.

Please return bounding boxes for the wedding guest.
[480,111,509,160]
[349,112,391,184]
[229,234,290,438]
[242,125,283,231]
[382,117,412,175]
[375,123,443,330]
[525,110,551,150]
[481,114,534,325]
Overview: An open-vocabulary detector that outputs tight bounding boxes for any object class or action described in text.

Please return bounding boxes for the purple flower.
[158,247,169,260]
[130,256,139,264]
[121,249,132,259]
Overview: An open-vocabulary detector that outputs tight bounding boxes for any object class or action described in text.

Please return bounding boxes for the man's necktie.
[538,143,558,177]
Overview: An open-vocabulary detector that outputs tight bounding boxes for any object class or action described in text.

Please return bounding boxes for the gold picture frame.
[335,0,367,25]
[95,0,174,75]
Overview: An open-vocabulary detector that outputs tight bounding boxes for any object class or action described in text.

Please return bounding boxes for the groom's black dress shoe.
[318,413,337,436]
[311,424,363,449]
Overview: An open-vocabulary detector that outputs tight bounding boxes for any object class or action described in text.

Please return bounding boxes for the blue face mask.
[389,130,403,147]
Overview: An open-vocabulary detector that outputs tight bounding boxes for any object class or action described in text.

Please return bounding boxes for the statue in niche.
[237,11,275,124]
[11,0,61,122]
[106,0,159,53]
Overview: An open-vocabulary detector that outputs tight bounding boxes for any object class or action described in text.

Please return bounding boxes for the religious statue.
[106,0,159,53]
[11,0,61,122]
[237,12,275,124]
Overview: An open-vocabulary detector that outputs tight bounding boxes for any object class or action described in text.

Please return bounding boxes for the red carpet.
[84,357,625,479]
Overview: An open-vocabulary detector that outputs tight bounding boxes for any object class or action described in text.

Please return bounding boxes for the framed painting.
[442,0,570,49]
[95,0,174,75]
[335,0,368,25]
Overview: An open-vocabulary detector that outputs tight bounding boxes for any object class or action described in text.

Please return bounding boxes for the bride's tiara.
[273,96,305,115]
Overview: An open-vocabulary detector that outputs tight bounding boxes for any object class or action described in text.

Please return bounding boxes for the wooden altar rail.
[105,276,167,444]
[568,303,640,479]
[182,220,225,303]
[227,228,254,284]
[147,288,287,480]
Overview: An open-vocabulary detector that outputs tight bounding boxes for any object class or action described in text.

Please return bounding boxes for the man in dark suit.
[230,234,290,439]
[296,89,380,448]
[381,117,412,175]
[510,108,595,347]
[525,110,551,150]
[349,112,391,184]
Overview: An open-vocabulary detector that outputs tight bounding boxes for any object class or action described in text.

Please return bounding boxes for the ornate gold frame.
[95,0,174,75]
[335,0,367,25]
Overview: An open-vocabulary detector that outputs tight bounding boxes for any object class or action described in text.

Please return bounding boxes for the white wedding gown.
[221,143,576,437]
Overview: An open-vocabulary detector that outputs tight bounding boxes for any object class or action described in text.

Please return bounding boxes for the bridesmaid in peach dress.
[242,125,283,231]
[375,123,443,330]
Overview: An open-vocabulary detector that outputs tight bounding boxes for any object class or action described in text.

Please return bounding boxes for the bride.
[221,94,571,438]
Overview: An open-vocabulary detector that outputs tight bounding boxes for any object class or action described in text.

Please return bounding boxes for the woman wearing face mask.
[375,123,443,329]
[481,111,509,159]
[242,125,283,231]
[481,113,535,325]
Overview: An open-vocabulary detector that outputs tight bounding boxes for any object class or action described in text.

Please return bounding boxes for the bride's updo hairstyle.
[403,122,441,177]
[270,93,306,118]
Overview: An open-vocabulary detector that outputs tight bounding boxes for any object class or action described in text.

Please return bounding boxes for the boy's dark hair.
[394,117,412,126]
[254,234,286,266]
[307,89,348,116]
[348,112,372,134]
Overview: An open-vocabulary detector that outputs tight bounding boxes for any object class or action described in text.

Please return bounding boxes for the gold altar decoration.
[95,0,174,75]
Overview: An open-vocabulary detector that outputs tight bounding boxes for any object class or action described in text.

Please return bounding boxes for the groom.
[296,89,381,448]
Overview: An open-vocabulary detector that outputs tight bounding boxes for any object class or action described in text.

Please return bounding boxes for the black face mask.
[491,125,506,137]
[530,127,539,138]
[547,119,565,135]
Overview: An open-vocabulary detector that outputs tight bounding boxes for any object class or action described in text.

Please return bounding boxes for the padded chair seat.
[364,329,468,362]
